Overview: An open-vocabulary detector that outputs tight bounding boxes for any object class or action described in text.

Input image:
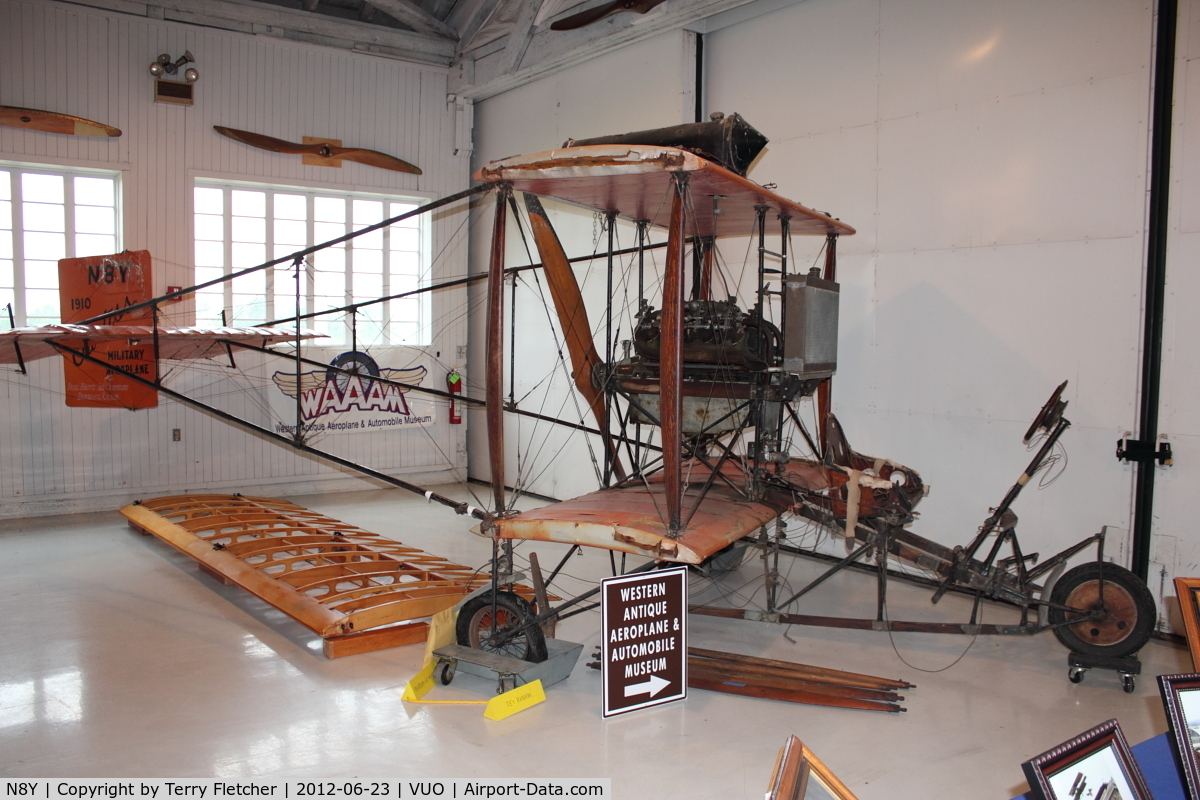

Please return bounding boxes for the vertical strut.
[486,185,511,513]
[662,175,688,534]
[817,233,838,454]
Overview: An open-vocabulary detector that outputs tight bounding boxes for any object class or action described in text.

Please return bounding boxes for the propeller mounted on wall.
[213,126,421,175]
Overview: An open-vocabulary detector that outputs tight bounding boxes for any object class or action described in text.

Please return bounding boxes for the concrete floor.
[0,485,1190,799]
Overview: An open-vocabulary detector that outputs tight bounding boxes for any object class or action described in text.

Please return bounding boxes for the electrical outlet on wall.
[172,429,181,442]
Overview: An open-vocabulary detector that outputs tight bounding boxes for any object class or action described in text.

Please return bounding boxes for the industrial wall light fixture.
[149,51,198,106]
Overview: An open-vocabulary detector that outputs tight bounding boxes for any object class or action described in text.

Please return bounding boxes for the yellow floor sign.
[402,663,545,719]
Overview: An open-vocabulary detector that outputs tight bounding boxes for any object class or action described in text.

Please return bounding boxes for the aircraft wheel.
[456,591,548,663]
[1048,562,1155,659]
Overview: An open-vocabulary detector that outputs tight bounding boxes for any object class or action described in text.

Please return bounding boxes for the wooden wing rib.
[121,495,548,654]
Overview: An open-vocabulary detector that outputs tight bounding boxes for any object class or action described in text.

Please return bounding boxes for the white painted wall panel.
[0,0,471,516]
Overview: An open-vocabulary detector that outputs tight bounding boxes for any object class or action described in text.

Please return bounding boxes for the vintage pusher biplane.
[458,115,1156,688]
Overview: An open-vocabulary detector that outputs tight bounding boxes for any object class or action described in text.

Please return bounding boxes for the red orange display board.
[58,250,158,408]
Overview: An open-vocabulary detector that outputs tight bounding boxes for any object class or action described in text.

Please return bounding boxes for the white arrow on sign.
[624,674,671,698]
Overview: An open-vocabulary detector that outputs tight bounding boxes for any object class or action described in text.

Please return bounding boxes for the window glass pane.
[232,269,265,295]
[354,249,382,274]
[393,297,418,322]
[274,219,306,245]
[314,270,344,301]
[231,190,265,217]
[274,244,300,262]
[389,202,417,223]
[0,287,13,313]
[275,193,306,220]
[315,247,344,273]
[353,228,382,250]
[314,221,345,245]
[230,295,266,325]
[74,177,114,206]
[22,173,63,204]
[0,200,11,229]
[75,205,114,235]
[231,216,266,243]
[25,262,59,289]
[391,251,419,276]
[0,232,10,260]
[354,271,381,301]
[24,231,65,261]
[194,187,223,215]
[195,214,224,241]
[195,292,224,325]
[195,241,223,268]
[390,227,419,251]
[26,288,60,323]
[23,203,64,233]
[195,267,224,286]
[392,273,418,294]
[314,197,345,222]
[353,199,383,224]
[75,234,115,257]
[231,242,265,269]
[0,259,12,286]
[0,172,9,201]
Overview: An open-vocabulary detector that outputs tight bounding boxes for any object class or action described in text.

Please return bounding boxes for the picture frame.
[1159,672,1200,800]
[766,735,859,800]
[1021,718,1151,800]
[1175,577,1200,670]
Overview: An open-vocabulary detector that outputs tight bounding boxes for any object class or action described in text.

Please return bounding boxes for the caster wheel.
[1068,667,1086,684]
[438,660,456,686]
[1122,674,1136,693]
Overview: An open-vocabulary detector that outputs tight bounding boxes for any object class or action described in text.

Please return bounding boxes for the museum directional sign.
[601,565,687,717]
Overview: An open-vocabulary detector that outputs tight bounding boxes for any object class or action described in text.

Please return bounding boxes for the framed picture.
[1021,718,1151,800]
[1160,673,1200,799]
[766,735,858,800]
[1175,577,1200,670]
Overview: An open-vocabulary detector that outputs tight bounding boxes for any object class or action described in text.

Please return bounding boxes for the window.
[193,181,429,347]
[0,165,121,326]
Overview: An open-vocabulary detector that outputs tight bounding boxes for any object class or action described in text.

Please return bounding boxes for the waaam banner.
[268,349,436,438]
[58,250,157,409]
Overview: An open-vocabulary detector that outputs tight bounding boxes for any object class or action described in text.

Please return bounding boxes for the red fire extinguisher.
[447,368,462,424]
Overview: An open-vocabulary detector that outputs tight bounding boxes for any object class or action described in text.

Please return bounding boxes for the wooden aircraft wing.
[0,324,323,365]
[473,144,856,239]
[122,494,549,657]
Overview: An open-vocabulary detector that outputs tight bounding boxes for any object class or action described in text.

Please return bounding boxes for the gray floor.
[0,485,1190,799]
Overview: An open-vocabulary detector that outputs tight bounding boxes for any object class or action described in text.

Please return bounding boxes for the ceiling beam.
[365,0,459,39]
[498,0,542,74]
[58,0,455,65]
[449,0,763,100]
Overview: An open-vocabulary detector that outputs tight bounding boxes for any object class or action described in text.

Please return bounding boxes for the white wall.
[468,1,1199,620]
[0,0,472,516]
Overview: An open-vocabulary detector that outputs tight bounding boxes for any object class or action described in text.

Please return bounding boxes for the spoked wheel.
[456,591,548,663]
[326,351,380,394]
[1048,562,1155,659]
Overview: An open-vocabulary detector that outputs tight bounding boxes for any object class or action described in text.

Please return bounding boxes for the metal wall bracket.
[1116,437,1173,466]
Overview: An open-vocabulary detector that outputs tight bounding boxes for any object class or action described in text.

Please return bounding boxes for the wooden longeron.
[121,494,539,658]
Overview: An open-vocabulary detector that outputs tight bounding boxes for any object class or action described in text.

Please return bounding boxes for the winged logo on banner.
[271,364,428,399]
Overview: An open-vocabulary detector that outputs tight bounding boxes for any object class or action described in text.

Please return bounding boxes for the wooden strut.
[522,193,626,481]
[662,173,689,534]
[686,647,909,713]
[486,184,510,514]
[816,232,837,455]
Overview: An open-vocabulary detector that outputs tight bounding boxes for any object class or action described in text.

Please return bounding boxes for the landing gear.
[455,590,548,663]
[1048,562,1156,659]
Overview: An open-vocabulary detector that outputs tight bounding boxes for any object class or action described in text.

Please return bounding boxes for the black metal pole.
[1133,0,1179,581]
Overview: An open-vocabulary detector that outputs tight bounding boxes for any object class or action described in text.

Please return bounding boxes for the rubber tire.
[1048,562,1155,659]
[455,591,548,663]
[438,661,455,686]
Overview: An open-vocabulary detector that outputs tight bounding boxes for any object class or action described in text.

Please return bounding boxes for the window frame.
[192,178,433,348]
[0,160,124,327]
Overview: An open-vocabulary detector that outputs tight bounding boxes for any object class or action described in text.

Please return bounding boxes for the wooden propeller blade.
[213,126,421,175]
[550,0,667,31]
[523,193,626,480]
[0,105,120,137]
